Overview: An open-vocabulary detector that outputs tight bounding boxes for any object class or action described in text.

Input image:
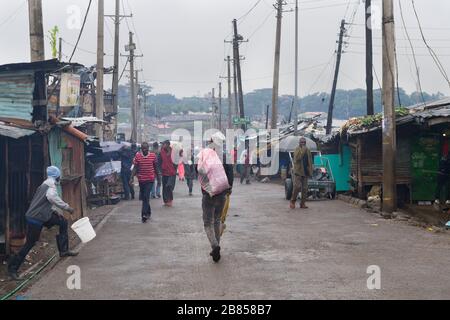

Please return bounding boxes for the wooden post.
[5,139,10,255]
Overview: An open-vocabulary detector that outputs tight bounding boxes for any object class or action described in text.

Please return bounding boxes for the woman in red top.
[131,142,158,223]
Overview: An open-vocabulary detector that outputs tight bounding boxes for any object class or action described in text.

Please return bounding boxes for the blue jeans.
[121,169,134,200]
[151,174,161,198]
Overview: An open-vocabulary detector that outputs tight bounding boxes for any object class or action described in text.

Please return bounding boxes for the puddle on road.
[242,249,320,263]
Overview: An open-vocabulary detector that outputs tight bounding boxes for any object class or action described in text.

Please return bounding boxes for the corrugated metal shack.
[340,98,450,204]
[0,60,88,256]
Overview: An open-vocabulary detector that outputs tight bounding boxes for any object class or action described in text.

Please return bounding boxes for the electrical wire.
[411,0,450,89]
[398,0,425,105]
[0,0,27,28]
[69,0,93,62]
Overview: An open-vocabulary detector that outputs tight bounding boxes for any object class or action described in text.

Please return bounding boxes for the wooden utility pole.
[226,56,232,129]
[271,0,286,130]
[366,0,374,115]
[232,19,246,131]
[28,0,45,62]
[136,70,142,144]
[211,88,216,129]
[233,57,239,128]
[294,0,299,135]
[96,0,105,141]
[112,0,121,138]
[382,0,397,214]
[106,2,132,138]
[58,37,62,61]
[326,19,346,135]
[128,32,137,143]
[218,82,222,131]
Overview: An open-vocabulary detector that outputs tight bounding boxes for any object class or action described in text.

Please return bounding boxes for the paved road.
[26,181,450,299]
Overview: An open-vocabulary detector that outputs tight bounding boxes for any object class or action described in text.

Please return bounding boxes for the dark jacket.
[26,178,71,223]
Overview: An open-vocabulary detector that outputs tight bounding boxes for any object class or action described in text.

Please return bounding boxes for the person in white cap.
[8,166,77,281]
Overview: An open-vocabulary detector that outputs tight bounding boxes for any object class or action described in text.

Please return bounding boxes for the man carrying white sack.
[196,137,234,263]
[8,166,78,281]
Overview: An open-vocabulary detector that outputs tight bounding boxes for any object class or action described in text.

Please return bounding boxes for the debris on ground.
[260,177,270,183]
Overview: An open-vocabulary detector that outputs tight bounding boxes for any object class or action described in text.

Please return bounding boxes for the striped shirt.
[133,152,157,182]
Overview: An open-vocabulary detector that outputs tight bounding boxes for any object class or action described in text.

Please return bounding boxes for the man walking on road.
[120,143,137,200]
[290,137,313,210]
[8,166,77,280]
[131,142,158,223]
[197,138,234,263]
[159,140,177,207]
[151,142,162,199]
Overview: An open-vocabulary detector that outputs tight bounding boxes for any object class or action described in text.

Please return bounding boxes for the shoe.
[8,271,22,281]
[157,195,161,199]
[290,201,296,209]
[210,246,221,263]
[189,193,193,196]
[60,251,79,257]
[300,204,308,209]
[142,217,148,223]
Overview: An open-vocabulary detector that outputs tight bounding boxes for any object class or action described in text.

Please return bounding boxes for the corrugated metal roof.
[0,123,35,139]
[0,59,83,73]
[0,71,34,121]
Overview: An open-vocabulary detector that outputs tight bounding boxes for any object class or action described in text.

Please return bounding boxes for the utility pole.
[128,32,137,143]
[233,57,239,128]
[136,70,142,144]
[266,104,270,130]
[106,0,132,138]
[211,88,216,129]
[294,0,299,135]
[96,0,105,141]
[232,19,247,131]
[326,19,346,135]
[218,82,222,131]
[226,56,232,129]
[366,0,374,115]
[28,0,45,62]
[58,37,62,61]
[121,32,142,143]
[382,0,397,214]
[271,0,287,129]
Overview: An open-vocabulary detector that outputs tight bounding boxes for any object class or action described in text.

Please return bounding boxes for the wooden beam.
[5,139,10,255]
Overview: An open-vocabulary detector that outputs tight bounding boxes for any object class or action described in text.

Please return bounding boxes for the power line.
[238,0,263,22]
[248,9,274,39]
[0,0,26,28]
[398,0,425,104]
[69,0,93,62]
[411,0,450,88]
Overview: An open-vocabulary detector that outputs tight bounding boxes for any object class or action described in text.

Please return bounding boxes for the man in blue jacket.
[8,166,78,280]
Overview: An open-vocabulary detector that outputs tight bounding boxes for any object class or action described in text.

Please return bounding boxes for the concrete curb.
[337,194,367,209]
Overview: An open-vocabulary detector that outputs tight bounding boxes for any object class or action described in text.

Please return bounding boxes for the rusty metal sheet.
[0,123,35,139]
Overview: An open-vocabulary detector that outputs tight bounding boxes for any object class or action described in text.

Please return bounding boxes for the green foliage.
[48,26,59,59]
[117,84,444,122]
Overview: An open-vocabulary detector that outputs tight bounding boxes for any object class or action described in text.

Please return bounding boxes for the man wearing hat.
[8,166,78,280]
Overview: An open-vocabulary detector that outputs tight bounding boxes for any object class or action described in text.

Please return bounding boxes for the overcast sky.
[1,0,450,98]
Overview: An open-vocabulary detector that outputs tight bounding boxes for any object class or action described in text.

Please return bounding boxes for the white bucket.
[71,217,96,243]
